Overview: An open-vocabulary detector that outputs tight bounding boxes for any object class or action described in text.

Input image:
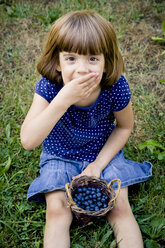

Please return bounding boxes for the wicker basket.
[65,176,121,225]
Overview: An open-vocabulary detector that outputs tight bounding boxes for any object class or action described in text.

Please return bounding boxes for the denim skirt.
[27,150,152,203]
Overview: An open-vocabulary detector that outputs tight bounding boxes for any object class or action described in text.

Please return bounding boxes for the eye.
[89,57,99,62]
[65,56,75,61]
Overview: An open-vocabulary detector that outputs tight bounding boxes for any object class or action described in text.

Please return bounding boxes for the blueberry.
[103,203,108,208]
[92,194,97,198]
[97,193,102,197]
[82,187,87,192]
[77,193,82,199]
[104,195,108,200]
[84,201,89,206]
[77,201,81,207]
[77,195,81,201]
[77,187,83,193]
[85,206,90,211]
[73,198,77,203]
[86,190,90,195]
[97,201,102,207]
[94,206,100,212]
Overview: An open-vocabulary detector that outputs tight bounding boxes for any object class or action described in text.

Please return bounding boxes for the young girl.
[20,11,152,248]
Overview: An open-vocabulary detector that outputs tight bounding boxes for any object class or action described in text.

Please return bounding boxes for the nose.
[76,60,90,74]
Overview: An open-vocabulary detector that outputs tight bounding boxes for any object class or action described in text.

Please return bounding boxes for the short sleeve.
[111,75,131,112]
[35,76,58,103]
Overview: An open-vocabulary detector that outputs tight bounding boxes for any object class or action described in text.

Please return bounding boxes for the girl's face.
[57,52,105,86]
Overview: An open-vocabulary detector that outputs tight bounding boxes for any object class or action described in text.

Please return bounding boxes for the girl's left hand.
[72,162,102,180]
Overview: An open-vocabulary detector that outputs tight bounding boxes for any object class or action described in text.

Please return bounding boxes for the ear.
[56,64,61,72]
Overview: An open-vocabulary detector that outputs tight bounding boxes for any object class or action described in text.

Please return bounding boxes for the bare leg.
[44,190,73,248]
[107,187,143,248]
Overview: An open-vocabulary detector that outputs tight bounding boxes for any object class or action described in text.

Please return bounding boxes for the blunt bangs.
[57,13,107,55]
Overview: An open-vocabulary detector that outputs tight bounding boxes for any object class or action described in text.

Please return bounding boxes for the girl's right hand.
[57,72,99,107]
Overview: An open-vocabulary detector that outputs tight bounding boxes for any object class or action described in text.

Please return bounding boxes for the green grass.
[0,0,165,247]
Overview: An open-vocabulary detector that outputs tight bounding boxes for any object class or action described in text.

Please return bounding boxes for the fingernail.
[91,72,99,76]
[95,73,99,78]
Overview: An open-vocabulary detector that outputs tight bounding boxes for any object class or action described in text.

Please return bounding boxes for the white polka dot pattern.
[35,75,131,162]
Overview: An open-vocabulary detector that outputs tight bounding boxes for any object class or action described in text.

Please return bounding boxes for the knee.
[107,190,132,222]
[112,197,131,217]
[46,198,73,225]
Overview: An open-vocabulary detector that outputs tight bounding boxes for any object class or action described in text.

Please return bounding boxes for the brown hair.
[37,11,125,88]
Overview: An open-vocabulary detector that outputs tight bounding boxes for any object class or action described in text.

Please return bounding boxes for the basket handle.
[107,179,121,205]
[65,183,76,206]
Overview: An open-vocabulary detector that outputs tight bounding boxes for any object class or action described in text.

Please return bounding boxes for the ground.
[0,0,165,247]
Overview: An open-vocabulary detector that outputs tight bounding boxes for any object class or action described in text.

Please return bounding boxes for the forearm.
[20,95,68,150]
[94,125,133,171]
[94,102,134,171]
[73,102,134,180]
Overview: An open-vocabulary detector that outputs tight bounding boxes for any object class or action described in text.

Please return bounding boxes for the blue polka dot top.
[35,75,131,162]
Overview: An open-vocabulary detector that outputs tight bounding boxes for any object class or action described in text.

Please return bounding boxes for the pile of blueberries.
[73,186,109,212]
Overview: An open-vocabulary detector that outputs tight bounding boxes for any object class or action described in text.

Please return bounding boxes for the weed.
[5,2,30,18]
[152,21,165,55]
[36,4,62,26]
[138,139,165,161]
[159,79,165,83]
